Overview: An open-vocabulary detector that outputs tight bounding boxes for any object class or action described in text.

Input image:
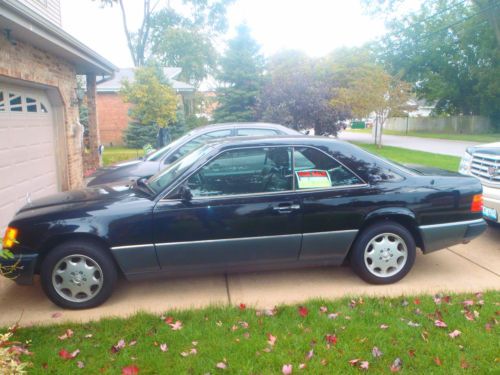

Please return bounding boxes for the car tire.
[349,221,416,284]
[40,240,117,309]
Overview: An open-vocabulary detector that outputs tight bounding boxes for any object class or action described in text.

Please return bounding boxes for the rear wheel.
[350,221,416,284]
[40,240,117,309]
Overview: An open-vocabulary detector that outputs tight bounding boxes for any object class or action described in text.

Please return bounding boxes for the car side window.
[293,147,363,189]
[187,147,293,197]
[236,128,279,136]
[164,129,232,164]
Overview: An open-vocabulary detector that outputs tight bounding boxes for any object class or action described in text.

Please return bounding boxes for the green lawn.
[8,292,499,374]
[355,143,461,172]
[102,147,144,166]
[347,128,500,143]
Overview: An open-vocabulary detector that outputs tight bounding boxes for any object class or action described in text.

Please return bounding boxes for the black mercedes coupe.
[2,136,486,309]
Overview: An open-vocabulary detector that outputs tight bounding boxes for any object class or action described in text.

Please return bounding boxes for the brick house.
[0,0,116,231]
[96,67,194,146]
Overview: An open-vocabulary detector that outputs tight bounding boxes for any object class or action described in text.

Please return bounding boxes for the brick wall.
[96,92,131,146]
[0,33,84,189]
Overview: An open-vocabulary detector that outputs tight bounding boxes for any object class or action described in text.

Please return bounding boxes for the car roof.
[189,122,299,135]
[204,135,347,150]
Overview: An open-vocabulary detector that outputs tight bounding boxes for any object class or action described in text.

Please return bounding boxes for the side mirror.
[179,185,193,202]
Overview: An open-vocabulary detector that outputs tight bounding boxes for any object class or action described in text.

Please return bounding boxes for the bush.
[123,122,158,149]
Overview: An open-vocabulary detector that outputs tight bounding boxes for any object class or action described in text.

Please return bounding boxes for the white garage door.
[0,84,59,233]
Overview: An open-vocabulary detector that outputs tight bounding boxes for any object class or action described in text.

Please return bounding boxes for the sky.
[60,0,388,69]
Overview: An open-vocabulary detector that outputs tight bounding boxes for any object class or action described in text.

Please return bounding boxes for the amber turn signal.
[2,227,18,249]
[470,194,483,213]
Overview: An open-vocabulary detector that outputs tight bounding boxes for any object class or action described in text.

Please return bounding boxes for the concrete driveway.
[0,227,498,327]
[338,131,481,157]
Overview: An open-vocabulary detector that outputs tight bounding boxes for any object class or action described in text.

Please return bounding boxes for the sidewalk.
[338,131,481,157]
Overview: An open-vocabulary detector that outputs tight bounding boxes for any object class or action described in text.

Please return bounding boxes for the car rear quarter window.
[294,147,363,188]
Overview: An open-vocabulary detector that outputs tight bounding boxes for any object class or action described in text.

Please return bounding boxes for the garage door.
[0,84,59,233]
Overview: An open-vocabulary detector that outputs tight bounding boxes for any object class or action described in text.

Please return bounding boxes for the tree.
[332,49,411,147]
[120,66,178,147]
[375,0,499,120]
[95,0,234,67]
[150,27,217,86]
[259,50,348,135]
[213,24,264,123]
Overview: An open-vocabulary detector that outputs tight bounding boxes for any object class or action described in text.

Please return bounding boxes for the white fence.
[385,116,494,134]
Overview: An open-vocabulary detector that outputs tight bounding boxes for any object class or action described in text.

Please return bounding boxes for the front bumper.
[483,185,500,223]
[0,253,38,285]
[419,219,487,253]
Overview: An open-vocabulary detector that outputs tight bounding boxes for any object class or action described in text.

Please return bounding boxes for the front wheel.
[40,240,117,309]
[350,221,416,284]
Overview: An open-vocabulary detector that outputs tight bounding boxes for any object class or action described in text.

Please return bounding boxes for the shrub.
[123,122,158,149]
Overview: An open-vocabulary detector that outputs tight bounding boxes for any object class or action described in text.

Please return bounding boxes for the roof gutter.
[0,0,117,75]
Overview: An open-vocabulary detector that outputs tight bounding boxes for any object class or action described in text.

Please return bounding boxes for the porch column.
[86,73,101,169]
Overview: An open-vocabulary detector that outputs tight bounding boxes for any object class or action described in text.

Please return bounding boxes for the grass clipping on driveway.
[9,291,499,373]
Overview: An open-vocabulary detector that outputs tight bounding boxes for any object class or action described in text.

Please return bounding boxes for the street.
[1,226,498,327]
[338,131,481,157]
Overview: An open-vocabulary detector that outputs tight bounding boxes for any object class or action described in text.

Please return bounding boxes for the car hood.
[468,142,500,156]
[18,184,140,213]
[87,159,160,186]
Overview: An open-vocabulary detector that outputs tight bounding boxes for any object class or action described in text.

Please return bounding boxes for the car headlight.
[459,151,473,175]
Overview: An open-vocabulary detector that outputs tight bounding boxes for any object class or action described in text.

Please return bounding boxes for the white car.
[459,142,500,225]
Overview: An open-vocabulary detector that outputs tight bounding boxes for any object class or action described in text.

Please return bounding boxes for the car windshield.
[144,130,198,161]
[147,143,216,194]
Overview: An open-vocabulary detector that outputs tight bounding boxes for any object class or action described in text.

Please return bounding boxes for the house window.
[9,93,22,112]
[26,97,37,112]
[0,92,4,112]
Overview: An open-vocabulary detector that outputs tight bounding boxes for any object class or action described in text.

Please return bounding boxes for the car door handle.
[273,203,301,213]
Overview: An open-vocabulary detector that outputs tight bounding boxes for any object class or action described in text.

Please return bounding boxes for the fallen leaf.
[407,321,420,327]
[267,333,277,346]
[372,346,383,358]
[160,343,168,352]
[448,330,461,339]
[327,313,339,320]
[380,324,389,329]
[464,311,475,321]
[299,363,306,369]
[121,365,139,375]
[129,340,137,346]
[408,349,416,358]
[360,361,369,370]
[414,298,421,305]
[433,295,442,305]
[189,348,197,355]
[485,323,492,332]
[434,320,447,328]
[77,360,85,369]
[111,339,126,353]
[239,303,246,310]
[349,359,360,366]
[169,321,183,330]
[51,312,63,319]
[325,334,337,345]
[298,306,309,317]
[421,331,429,342]
[192,341,198,346]
[443,295,451,304]
[164,316,174,324]
[282,364,293,374]
[58,329,74,340]
[401,300,409,307]
[319,306,328,313]
[460,358,470,369]
[434,357,442,366]
[390,358,403,372]
[306,349,314,360]
[59,348,80,360]
[463,300,474,306]
[239,321,249,329]
[84,334,93,339]
[216,361,227,369]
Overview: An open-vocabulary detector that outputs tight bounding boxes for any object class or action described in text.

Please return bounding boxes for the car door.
[152,146,302,270]
[292,146,369,264]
